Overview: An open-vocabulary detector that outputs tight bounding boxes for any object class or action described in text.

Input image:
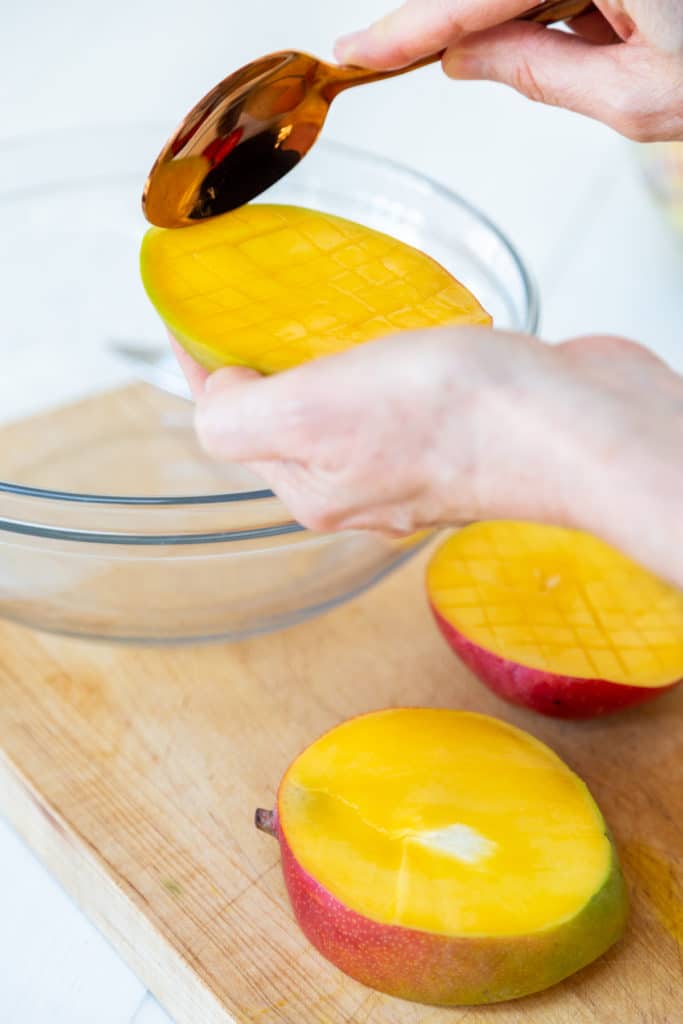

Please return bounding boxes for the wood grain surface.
[0,395,681,1023]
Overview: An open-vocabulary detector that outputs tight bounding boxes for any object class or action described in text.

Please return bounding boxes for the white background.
[1,2,681,1022]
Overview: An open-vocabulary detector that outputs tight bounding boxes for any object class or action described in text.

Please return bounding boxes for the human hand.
[335,0,683,141]
[177,328,683,586]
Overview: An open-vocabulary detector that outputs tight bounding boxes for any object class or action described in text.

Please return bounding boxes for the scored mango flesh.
[279,709,612,937]
[140,204,491,374]
[428,522,683,687]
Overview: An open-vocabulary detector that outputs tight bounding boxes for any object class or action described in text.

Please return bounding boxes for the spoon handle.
[524,0,596,22]
[332,0,596,89]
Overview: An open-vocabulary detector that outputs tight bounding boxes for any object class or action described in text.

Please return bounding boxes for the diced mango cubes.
[428,522,683,688]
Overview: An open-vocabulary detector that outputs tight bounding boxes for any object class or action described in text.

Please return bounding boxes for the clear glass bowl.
[0,126,538,642]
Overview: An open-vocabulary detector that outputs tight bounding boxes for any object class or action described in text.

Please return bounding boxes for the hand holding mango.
[141,200,683,723]
[190,329,683,594]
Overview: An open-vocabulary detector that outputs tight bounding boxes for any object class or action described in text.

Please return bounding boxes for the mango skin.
[432,608,681,719]
[273,807,628,1006]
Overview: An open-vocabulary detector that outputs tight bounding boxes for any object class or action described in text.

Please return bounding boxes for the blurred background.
[0,2,681,1022]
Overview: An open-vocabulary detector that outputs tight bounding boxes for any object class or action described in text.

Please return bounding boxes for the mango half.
[140,204,491,374]
[256,708,627,1006]
[428,522,683,718]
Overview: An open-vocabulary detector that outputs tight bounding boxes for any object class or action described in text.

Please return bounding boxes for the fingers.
[203,365,262,394]
[194,366,298,462]
[623,0,683,52]
[167,334,295,460]
[596,0,683,51]
[334,0,683,71]
[556,335,677,388]
[443,22,682,139]
[193,341,369,465]
[168,336,209,400]
[334,0,532,70]
[193,342,387,465]
[443,22,604,112]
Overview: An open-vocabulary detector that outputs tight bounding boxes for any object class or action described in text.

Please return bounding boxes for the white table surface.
[1,2,681,1022]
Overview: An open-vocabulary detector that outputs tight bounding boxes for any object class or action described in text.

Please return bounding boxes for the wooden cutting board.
[0,492,682,1022]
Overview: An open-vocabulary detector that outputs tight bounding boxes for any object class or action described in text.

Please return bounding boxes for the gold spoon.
[143,0,595,228]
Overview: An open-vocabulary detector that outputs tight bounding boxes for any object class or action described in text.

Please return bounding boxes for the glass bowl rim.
[0,131,539,513]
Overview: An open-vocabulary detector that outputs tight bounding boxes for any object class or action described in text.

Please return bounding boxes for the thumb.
[443,23,642,136]
[195,367,302,463]
[334,0,530,70]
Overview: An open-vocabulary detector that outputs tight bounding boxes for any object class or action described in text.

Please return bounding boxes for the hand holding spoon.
[143,0,594,228]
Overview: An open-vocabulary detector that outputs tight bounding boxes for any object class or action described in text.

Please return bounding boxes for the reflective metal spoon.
[143,0,595,228]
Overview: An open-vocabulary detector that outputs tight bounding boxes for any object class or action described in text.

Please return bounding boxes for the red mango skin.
[432,608,680,719]
[271,809,628,1006]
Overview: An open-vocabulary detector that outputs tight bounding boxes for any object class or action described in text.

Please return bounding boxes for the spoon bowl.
[143,52,333,226]
[142,0,595,228]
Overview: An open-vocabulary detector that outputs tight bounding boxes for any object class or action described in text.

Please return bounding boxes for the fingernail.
[203,365,261,395]
[442,48,479,79]
[334,31,363,63]
[203,372,223,395]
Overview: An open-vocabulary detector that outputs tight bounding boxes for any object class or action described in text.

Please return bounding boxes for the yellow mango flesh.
[140,204,491,374]
[279,708,612,937]
[428,522,683,688]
